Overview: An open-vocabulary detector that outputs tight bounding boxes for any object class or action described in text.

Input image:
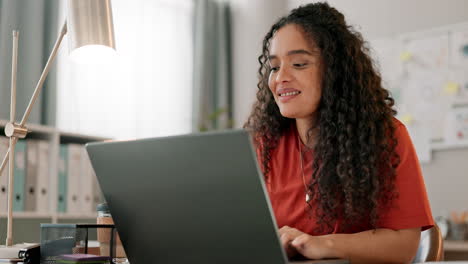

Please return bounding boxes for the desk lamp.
[0,0,116,255]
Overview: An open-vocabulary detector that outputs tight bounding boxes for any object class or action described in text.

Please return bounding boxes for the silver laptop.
[86,130,348,264]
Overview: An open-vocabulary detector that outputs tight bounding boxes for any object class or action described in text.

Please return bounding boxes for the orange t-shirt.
[258,118,434,235]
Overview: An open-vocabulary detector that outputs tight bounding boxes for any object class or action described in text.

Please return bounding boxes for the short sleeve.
[377,121,434,231]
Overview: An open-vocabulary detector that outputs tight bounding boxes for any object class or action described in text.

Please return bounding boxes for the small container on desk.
[96,203,127,263]
[40,223,119,264]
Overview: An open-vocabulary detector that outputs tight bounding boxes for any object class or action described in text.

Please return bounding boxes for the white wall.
[231,0,468,218]
[230,0,287,127]
[288,0,468,39]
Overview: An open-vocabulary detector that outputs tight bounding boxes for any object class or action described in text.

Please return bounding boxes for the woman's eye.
[270,66,279,72]
[293,63,308,68]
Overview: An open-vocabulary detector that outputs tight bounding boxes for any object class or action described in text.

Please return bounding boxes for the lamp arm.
[0,151,9,179]
[2,21,67,246]
[5,138,16,247]
[0,21,68,178]
[10,31,18,124]
[5,29,20,247]
[20,21,68,126]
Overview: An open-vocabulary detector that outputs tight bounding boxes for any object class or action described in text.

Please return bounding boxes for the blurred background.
[0,0,467,260]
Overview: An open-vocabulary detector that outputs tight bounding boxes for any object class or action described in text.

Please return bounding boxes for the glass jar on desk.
[97,203,129,263]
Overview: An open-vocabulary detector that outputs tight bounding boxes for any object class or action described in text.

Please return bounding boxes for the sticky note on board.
[401,114,414,125]
[399,51,412,62]
[443,82,460,95]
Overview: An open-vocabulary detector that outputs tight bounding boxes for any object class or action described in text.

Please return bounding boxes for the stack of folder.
[0,136,103,215]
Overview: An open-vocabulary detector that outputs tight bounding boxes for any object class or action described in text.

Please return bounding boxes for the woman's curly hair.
[244,2,400,233]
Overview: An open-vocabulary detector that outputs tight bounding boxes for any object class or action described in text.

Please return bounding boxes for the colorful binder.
[57,144,68,213]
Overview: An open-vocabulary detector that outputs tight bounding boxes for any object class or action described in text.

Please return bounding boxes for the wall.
[230,0,287,128]
[289,0,468,39]
[231,0,468,218]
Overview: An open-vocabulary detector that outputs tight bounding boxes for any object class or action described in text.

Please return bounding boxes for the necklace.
[297,134,311,203]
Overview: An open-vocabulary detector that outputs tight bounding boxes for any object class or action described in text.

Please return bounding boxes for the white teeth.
[279,91,300,97]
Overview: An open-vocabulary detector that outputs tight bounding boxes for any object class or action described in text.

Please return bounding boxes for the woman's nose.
[276,66,293,83]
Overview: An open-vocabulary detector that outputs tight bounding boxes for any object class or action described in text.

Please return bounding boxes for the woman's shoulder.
[392,117,405,130]
[391,117,410,140]
[391,117,418,162]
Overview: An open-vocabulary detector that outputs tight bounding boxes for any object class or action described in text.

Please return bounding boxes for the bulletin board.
[370,22,468,163]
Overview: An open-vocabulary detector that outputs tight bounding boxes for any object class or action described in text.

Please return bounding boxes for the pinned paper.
[443,81,460,95]
[401,114,414,125]
[399,51,412,62]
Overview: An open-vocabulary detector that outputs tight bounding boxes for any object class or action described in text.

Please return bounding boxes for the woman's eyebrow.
[268,49,315,61]
[287,49,314,56]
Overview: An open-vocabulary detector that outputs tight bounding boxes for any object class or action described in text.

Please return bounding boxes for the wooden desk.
[291,259,349,264]
[444,240,468,260]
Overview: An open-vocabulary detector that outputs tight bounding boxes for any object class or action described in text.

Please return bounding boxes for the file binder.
[67,144,82,214]
[57,144,68,213]
[13,140,26,212]
[0,137,9,213]
[36,140,50,213]
[24,140,38,212]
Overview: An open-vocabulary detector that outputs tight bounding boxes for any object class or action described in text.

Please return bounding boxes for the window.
[56,0,193,139]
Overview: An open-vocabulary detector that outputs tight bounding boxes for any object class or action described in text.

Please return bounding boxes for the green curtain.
[192,0,233,132]
[0,0,59,126]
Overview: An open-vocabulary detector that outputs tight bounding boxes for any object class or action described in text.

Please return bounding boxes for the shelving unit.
[0,119,108,224]
[444,240,468,260]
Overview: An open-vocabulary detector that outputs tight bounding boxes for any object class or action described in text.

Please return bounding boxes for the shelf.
[0,119,56,134]
[0,212,97,219]
[0,119,111,143]
[0,212,53,219]
[444,240,468,252]
[60,131,109,144]
[432,141,468,151]
[56,213,97,219]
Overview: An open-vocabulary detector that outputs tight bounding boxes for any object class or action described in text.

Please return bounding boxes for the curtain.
[0,0,59,126]
[56,0,193,139]
[192,0,232,131]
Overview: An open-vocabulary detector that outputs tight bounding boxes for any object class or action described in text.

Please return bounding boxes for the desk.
[444,240,468,261]
[291,259,349,264]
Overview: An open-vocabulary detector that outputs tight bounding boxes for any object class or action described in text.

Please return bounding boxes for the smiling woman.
[267,24,322,122]
[244,2,434,263]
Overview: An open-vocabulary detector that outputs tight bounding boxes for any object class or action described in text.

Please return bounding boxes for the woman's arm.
[280,226,421,263]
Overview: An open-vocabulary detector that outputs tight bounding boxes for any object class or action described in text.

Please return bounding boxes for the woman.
[244,2,433,263]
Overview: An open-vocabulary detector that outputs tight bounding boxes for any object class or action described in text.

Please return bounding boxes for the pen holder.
[448,221,468,240]
[96,203,127,260]
[97,215,126,258]
[40,223,118,264]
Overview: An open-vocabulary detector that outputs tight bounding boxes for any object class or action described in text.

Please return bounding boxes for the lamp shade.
[67,0,116,55]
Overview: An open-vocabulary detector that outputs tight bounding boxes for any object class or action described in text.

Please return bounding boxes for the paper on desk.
[0,259,22,263]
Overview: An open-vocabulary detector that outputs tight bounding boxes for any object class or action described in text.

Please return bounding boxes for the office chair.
[412,224,444,263]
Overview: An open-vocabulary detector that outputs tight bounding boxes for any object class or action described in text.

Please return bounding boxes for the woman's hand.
[290,232,332,260]
[280,227,421,263]
[279,225,331,259]
[278,226,303,258]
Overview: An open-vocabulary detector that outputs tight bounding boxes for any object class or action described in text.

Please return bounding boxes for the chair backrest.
[412,224,444,263]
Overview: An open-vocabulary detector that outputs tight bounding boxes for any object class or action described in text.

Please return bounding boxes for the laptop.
[86,130,348,264]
